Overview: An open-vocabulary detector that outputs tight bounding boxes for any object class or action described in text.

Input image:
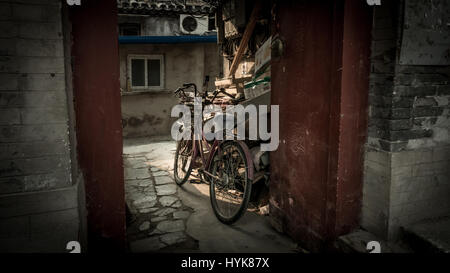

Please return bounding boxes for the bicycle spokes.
[210,143,249,221]
[174,140,193,185]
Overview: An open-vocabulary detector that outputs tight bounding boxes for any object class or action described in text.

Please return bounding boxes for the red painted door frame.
[70,0,126,251]
[269,0,372,251]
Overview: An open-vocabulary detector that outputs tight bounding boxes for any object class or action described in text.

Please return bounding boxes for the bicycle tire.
[174,140,193,186]
[209,141,252,224]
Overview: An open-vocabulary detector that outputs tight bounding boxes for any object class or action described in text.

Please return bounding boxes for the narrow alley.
[1,0,450,259]
[123,138,299,253]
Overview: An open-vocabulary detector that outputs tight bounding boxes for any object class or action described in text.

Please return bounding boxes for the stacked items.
[244,72,270,100]
[244,36,271,100]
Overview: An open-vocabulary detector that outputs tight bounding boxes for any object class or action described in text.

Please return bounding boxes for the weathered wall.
[362,0,450,241]
[118,15,180,36]
[119,43,220,138]
[0,0,80,252]
[121,93,178,138]
[269,0,372,251]
[143,17,180,36]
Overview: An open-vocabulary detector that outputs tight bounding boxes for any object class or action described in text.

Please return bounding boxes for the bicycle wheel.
[209,141,252,224]
[174,139,193,185]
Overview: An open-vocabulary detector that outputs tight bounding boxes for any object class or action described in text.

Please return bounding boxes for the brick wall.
[0,0,71,194]
[362,0,450,241]
[0,0,80,252]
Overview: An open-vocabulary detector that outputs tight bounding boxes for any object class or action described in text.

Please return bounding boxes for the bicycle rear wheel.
[209,141,252,224]
[174,139,193,185]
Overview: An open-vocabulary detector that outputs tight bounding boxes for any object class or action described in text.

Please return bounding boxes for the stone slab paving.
[124,138,299,253]
[123,141,196,253]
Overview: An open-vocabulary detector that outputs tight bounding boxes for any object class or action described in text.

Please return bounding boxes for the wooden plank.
[215,78,233,87]
[228,0,262,76]
[216,6,225,44]
[225,87,237,94]
[215,75,253,88]
[234,75,253,83]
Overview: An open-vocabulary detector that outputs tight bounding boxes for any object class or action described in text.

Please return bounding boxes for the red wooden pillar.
[270,0,372,251]
[69,0,125,251]
[335,0,373,237]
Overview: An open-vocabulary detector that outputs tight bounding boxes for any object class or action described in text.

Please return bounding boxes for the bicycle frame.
[190,133,255,182]
[174,83,259,224]
[175,83,255,182]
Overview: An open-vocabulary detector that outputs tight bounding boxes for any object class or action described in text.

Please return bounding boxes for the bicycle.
[173,83,255,224]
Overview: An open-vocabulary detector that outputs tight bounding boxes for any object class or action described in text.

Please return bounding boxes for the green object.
[254,63,270,79]
[244,76,271,89]
[245,64,270,90]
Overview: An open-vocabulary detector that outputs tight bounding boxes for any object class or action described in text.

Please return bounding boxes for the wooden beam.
[215,78,233,87]
[228,0,262,77]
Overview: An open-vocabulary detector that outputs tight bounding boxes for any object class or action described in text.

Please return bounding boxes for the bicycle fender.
[236,140,255,181]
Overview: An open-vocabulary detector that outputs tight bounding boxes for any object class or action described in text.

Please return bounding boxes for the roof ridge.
[117,0,216,15]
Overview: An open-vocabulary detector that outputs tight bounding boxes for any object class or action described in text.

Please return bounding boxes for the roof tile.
[117,0,217,15]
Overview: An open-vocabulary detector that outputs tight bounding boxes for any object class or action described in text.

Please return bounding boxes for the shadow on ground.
[123,137,298,253]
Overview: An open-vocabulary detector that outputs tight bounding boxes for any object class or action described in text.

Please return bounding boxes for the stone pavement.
[123,138,195,252]
[123,137,299,253]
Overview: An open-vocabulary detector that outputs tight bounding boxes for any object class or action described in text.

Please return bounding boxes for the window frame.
[127,54,164,91]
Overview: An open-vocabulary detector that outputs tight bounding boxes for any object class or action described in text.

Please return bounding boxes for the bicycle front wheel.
[209,141,252,224]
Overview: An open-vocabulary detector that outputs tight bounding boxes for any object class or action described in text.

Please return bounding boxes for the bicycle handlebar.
[175,84,239,105]
[210,88,236,104]
[174,83,198,100]
[182,83,197,97]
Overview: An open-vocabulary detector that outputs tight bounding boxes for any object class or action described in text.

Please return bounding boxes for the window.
[119,23,141,36]
[128,55,164,90]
